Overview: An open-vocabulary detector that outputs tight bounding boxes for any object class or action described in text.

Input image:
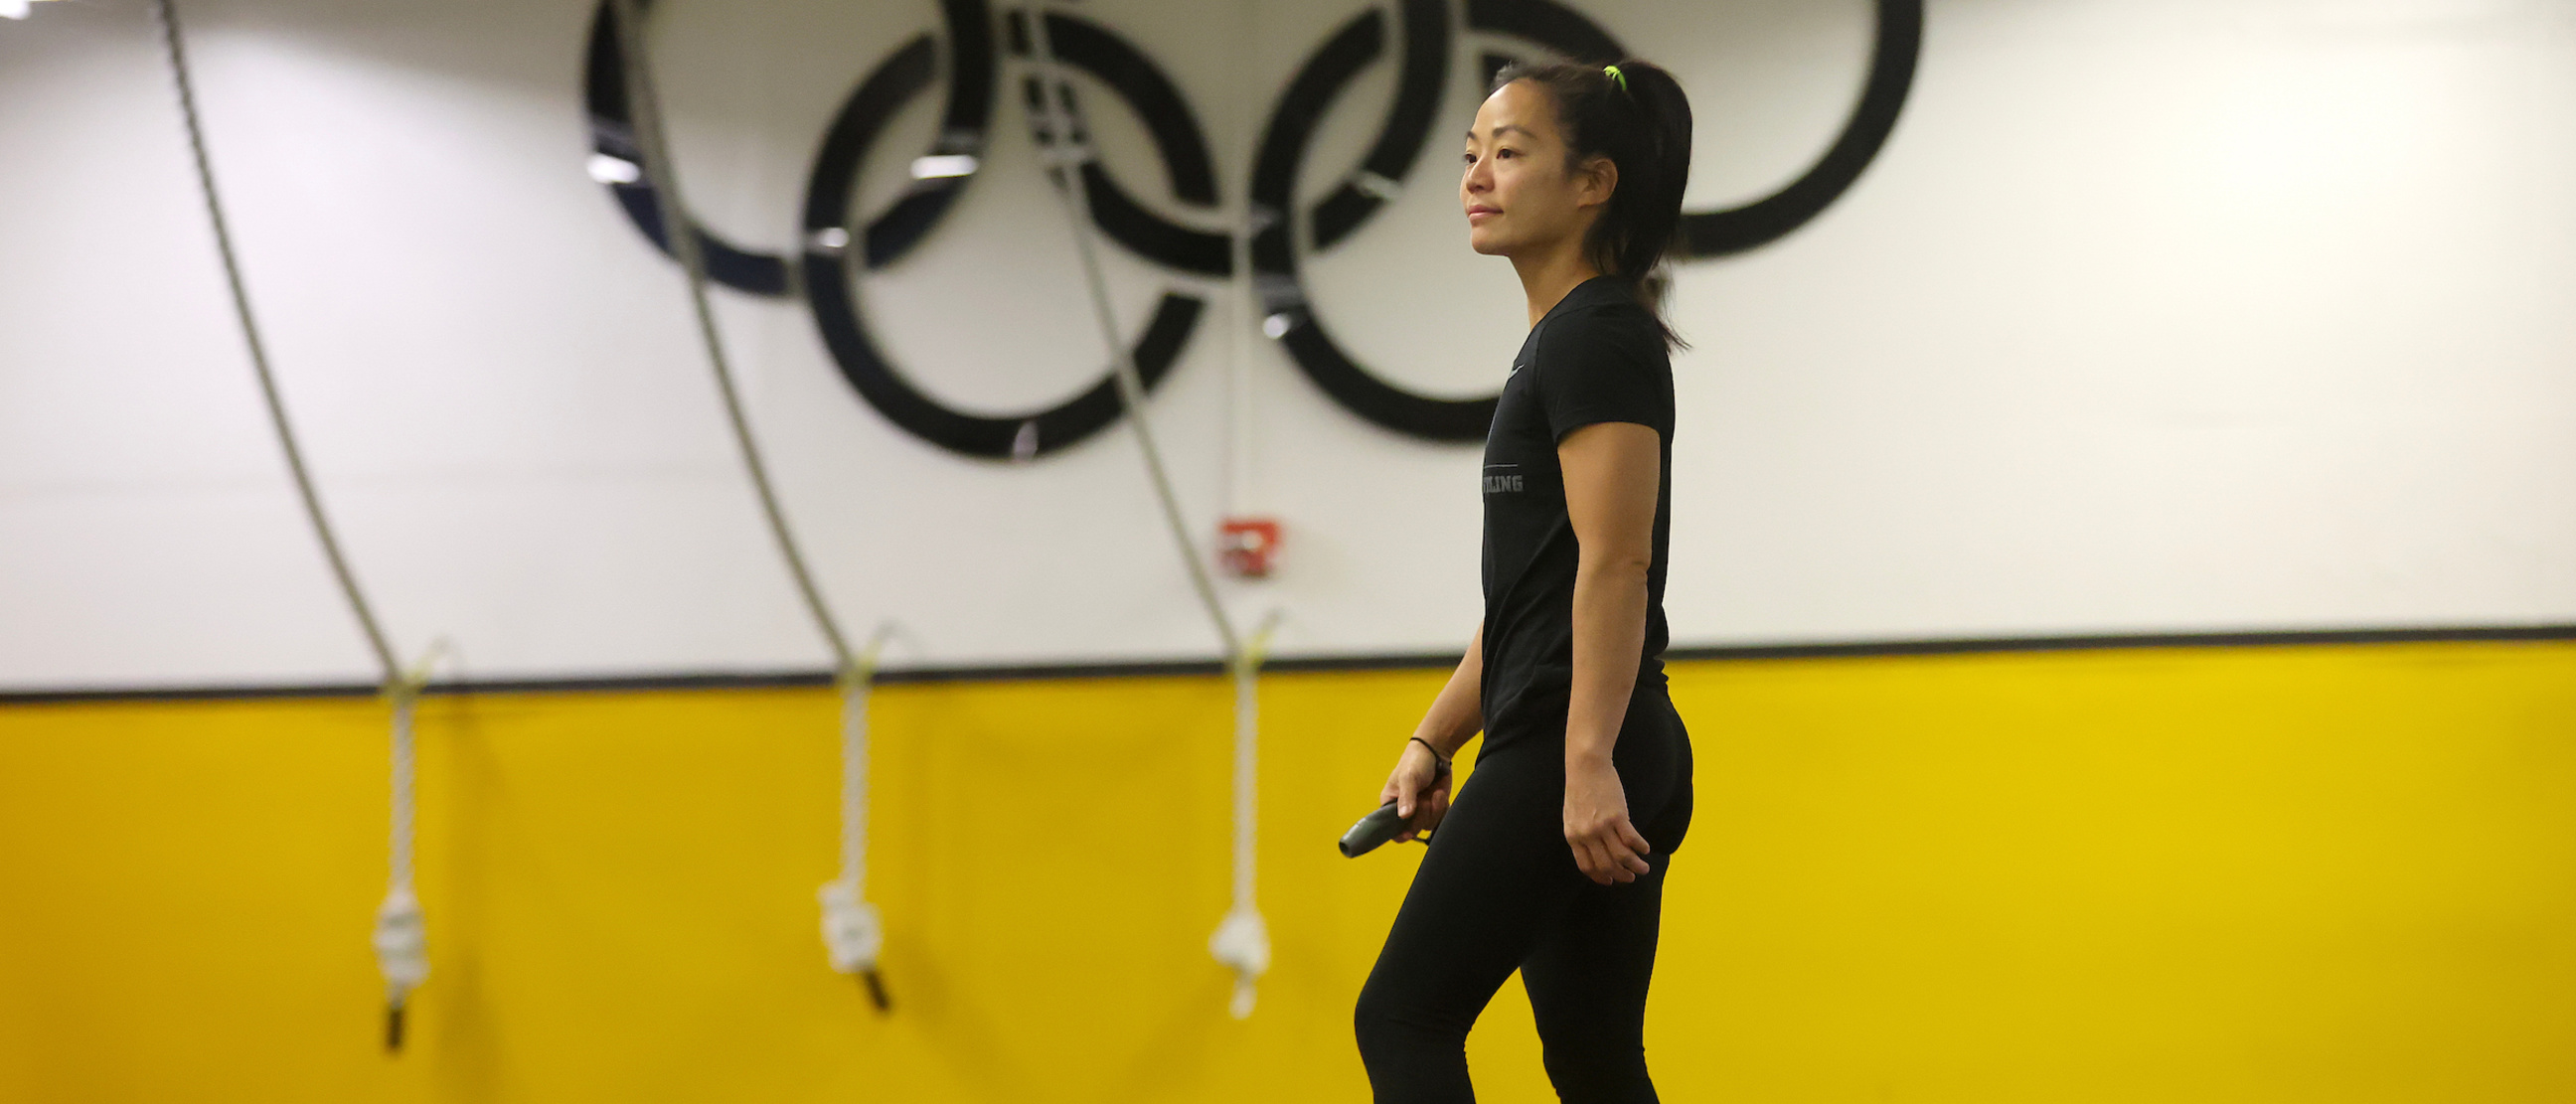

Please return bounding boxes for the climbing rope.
[1209,612,1283,1017]
[1022,6,1237,661]
[373,645,448,1049]
[1021,5,1273,1017]
[820,626,898,1011]
[598,0,891,1010]
[600,0,853,669]
[151,0,397,682]
[151,0,432,1050]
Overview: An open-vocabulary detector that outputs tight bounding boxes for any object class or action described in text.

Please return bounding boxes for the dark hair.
[1490,58,1694,350]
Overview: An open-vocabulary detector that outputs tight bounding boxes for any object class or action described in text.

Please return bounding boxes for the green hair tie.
[1602,64,1628,93]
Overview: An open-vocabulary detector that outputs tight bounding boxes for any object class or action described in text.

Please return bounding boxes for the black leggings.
[1356,686,1693,1103]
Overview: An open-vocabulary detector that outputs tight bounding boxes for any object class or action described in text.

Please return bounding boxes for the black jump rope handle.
[1338,803,1417,858]
[1340,758,1451,858]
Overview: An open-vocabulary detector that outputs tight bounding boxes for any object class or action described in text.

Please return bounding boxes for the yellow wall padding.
[1,642,2571,1102]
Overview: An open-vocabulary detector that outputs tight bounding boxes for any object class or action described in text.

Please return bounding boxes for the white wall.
[3,0,2571,688]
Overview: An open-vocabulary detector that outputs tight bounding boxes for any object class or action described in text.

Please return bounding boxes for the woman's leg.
[1520,861,1668,1103]
[1522,694,1693,1104]
[1356,693,1692,1103]
[1356,744,1579,1103]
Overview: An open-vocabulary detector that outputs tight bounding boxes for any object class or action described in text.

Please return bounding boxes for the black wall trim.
[1663,623,2576,661]
[4,625,2569,706]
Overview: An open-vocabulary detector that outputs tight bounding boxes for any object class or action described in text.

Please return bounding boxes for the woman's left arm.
[1558,420,1662,885]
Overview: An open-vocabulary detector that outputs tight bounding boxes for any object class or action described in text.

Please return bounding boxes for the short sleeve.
[1532,306,1667,443]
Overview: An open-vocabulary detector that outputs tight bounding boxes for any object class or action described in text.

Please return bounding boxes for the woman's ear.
[1576,156,1619,210]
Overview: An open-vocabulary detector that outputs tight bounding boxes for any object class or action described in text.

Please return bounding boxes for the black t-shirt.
[1478,275,1675,743]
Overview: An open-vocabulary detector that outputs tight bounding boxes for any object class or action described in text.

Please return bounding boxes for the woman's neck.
[1510,241,1604,328]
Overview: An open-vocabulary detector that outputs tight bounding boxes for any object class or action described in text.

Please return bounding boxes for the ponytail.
[1491,58,1695,350]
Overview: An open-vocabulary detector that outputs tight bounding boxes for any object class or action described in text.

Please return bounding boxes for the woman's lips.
[1467,206,1501,223]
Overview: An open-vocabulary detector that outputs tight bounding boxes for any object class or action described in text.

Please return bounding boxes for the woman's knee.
[1354,982,1464,1064]
[1356,985,1478,1101]
[1529,984,1655,1102]
[1352,984,1391,1049]
[1353,982,1422,1051]
[1538,1039,1655,1104]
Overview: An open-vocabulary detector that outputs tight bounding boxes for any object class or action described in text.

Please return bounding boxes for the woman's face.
[1460,79,1610,258]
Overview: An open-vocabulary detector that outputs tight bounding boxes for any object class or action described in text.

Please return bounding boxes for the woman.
[1354,59,1696,1104]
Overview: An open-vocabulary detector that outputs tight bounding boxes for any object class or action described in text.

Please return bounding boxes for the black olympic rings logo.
[583,0,1922,458]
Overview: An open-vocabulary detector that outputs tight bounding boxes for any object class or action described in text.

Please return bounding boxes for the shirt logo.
[1482,464,1524,494]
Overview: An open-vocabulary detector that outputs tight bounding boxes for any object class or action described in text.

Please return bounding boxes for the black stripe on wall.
[3,624,2569,706]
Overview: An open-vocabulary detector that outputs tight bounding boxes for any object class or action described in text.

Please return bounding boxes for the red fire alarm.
[1218,517,1282,579]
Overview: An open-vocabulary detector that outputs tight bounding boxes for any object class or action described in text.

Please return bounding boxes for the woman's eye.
[1462,152,1476,164]
[1497,148,1516,159]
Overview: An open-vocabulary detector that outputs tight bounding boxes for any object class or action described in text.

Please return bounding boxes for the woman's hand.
[1380,740,1453,844]
[1564,757,1652,884]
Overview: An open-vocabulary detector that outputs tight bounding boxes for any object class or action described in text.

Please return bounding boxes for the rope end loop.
[384,638,453,706]
[1208,906,1269,1019]
[839,622,900,691]
[1230,609,1287,679]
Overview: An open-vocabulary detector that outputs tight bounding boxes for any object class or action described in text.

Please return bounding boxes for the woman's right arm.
[1414,624,1486,756]
[1381,624,1485,841]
